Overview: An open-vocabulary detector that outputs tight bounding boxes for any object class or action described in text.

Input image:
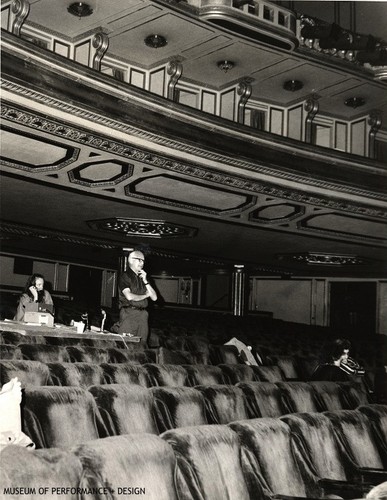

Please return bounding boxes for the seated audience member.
[13,274,53,322]
[0,377,35,450]
[311,338,364,382]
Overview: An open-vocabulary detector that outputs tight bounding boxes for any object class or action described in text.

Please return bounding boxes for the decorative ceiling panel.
[69,160,133,187]
[129,175,252,212]
[300,214,387,242]
[0,128,78,171]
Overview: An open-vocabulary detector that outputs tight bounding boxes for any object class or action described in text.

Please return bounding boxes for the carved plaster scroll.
[92,32,109,71]
[368,111,382,160]
[304,97,319,143]
[11,0,30,36]
[237,80,252,124]
[167,60,183,102]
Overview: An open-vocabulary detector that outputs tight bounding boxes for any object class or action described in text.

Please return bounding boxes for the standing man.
[112,250,157,346]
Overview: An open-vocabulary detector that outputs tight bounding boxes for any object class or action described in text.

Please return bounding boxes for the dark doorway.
[329,282,376,335]
[68,266,102,308]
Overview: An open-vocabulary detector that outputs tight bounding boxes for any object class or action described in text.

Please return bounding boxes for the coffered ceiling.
[1,0,387,277]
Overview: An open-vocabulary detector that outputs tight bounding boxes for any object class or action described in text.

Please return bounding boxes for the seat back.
[144,364,189,387]
[269,355,300,380]
[281,412,348,481]
[210,344,240,365]
[66,346,110,363]
[276,382,319,413]
[157,347,197,365]
[219,364,259,384]
[101,363,151,387]
[325,409,385,469]
[229,418,319,498]
[358,404,387,446]
[309,381,350,411]
[0,344,22,360]
[237,382,288,418]
[184,365,226,386]
[19,344,70,363]
[47,362,105,387]
[89,384,158,435]
[254,365,285,383]
[197,384,249,424]
[23,386,100,448]
[0,360,51,387]
[151,386,207,432]
[73,434,178,500]
[162,425,251,500]
[0,445,83,499]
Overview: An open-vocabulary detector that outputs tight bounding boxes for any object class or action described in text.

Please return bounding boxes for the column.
[232,264,247,316]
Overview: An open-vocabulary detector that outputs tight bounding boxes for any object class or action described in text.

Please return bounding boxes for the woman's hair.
[321,338,351,363]
[23,274,45,301]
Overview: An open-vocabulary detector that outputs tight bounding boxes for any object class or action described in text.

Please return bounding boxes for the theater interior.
[1,0,387,498]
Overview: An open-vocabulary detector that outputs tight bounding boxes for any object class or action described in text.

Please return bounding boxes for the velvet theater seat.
[253,365,285,383]
[162,425,251,500]
[218,364,259,384]
[0,360,51,387]
[72,434,179,500]
[101,363,151,387]
[276,381,320,413]
[209,344,240,365]
[1,331,45,345]
[0,344,23,360]
[236,382,288,418]
[268,355,301,381]
[309,381,351,411]
[19,344,71,363]
[358,404,387,444]
[184,365,227,386]
[151,386,208,433]
[22,386,101,448]
[339,381,371,408]
[88,384,158,436]
[0,445,84,499]
[108,348,151,364]
[157,347,197,365]
[281,412,371,497]
[196,385,249,424]
[229,417,322,499]
[324,409,387,480]
[144,364,189,387]
[47,362,105,387]
[185,336,211,365]
[66,346,110,364]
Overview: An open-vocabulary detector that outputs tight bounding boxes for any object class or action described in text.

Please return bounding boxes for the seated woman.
[13,273,53,322]
[311,338,364,382]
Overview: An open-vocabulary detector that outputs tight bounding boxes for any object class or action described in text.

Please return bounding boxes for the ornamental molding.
[1,77,386,202]
[2,102,387,222]
[277,252,378,266]
[87,218,198,239]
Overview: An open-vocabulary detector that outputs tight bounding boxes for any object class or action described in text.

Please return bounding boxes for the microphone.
[100,309,106,332]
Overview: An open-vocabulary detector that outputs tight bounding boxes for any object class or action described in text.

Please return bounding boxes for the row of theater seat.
[3,406,386,499]
[19,381,375,448]
[1,359,371,409]
[0,342,249,366]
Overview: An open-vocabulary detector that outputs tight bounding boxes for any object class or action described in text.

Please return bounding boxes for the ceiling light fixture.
[344,96,366,108]
[217,60,235,73]
[283,79,303,91]
[67,2,93,19]
[144,34,167,49]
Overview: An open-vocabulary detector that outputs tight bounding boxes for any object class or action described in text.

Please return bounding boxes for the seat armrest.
[357,467,387,483]
[318,478,372,497]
